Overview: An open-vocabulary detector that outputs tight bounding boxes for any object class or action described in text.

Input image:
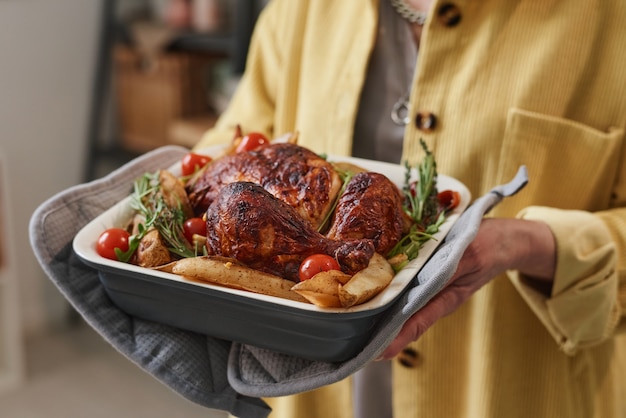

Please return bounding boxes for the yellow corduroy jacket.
[196,0,626,417]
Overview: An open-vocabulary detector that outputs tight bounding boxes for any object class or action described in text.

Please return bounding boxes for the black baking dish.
[73,154,470,362]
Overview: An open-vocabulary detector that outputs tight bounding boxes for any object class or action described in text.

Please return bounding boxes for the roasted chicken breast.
[326,172,409,255]
[186,143,342,230]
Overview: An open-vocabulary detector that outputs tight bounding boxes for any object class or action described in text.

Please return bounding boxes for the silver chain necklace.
[389,0,428,26]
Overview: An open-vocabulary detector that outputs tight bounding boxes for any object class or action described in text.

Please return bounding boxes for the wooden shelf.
[167,31,234,54]
[84,0,263,181]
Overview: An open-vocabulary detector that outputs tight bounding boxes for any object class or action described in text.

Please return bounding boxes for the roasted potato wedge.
[159,170,194,219]
[150,260,178,273]
[171,256,308,303]
[331,161,368,175]
[338,253,395,308]
[283,131,299,144]
[136,228,172,268]
[291,270,352,308]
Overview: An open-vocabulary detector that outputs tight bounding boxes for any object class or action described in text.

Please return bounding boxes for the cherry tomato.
[183,217,207,243]
[181,152,211,176]
[96,228,130,261]
[298,254,341,282]
[437,189,461,210]
[235,132,269,153]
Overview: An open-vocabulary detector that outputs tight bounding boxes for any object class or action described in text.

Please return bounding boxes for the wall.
[0,0,102,338]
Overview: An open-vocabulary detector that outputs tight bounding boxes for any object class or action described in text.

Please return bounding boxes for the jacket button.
[415,112,437,132]
[398,347,422,368]
[438,3,462,27]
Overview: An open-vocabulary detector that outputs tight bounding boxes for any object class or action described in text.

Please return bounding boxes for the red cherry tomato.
[235,132,269,153]
[183,217,207,243]
[437,189,461,210]
[298,254,341,282]
[96,228,130,261]
[181,152,211,176]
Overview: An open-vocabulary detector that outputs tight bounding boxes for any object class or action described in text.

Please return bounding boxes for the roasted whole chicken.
[189,142,408,282]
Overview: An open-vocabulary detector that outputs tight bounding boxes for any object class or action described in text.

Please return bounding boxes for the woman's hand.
[380,217,556,360]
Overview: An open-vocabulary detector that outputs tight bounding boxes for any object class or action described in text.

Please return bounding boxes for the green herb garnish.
[387,139,446,271]
[115,172,196,261]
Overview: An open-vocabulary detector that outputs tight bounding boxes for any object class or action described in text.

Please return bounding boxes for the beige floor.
[0,321,229,418]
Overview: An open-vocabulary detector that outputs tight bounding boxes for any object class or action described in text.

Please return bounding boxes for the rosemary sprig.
[387,210,446,271]
[317,164,355,233]
[387,139,444,271]
[115,172,196,261]
[403,139,438,226]
[149,197,195,259]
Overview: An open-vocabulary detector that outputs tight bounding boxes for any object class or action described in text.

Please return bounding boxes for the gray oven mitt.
[29,145,528,417]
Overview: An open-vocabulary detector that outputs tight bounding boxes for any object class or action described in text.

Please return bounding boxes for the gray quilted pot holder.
[29,145,528,417]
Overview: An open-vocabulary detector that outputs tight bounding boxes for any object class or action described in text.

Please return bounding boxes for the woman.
[195,0,626,417]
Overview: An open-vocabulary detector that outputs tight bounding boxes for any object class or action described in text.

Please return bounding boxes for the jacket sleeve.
[193,0,287,150]
[508,206,624,355]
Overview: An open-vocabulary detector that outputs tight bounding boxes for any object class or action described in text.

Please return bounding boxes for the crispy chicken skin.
[326,172,408,256]
[205,182,375,281]
[186,143,342,229]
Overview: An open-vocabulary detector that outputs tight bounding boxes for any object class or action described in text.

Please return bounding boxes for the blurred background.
[0,0,266,416]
